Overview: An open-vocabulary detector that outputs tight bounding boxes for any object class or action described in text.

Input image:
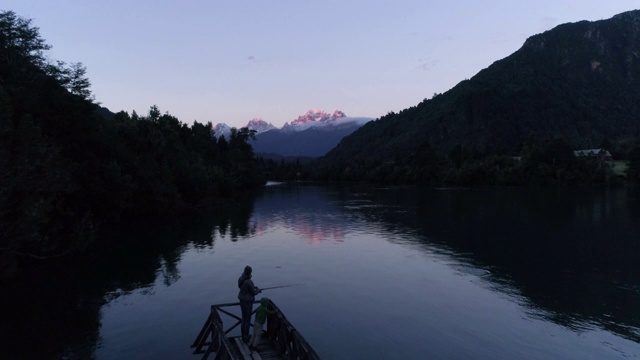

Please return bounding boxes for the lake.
[3,183,640,359]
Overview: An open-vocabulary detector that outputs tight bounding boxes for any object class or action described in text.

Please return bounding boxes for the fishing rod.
[260,284,300,291]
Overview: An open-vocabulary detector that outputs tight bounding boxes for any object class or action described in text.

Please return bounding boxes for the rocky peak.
[212,123,232,138]
[246,118,276,133]
[288,109,347,126]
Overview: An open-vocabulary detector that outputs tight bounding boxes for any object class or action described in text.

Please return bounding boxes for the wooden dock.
[191,300,320,360]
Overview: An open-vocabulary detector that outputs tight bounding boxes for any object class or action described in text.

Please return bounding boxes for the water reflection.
[324,185,640,344]
[4,184,639,358]
[0,197,258,359]
[209,196,257,242]
[249,184,353,243]
[247,183,640,343]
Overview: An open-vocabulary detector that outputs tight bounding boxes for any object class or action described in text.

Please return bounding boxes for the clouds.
[417,57,440,72]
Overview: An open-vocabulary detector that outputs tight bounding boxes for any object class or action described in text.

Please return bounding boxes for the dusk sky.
[4,1,639,128]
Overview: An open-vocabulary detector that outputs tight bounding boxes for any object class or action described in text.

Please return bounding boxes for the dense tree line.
[254,156,315,182]
[0,11,262,273]
[311,135,640,187]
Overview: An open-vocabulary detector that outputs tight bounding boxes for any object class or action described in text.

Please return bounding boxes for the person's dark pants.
[240,300,253,341]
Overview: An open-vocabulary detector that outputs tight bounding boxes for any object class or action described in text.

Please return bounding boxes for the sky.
[3,1,640,128]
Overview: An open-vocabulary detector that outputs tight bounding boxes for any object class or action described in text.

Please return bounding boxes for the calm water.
[3,184,640,359]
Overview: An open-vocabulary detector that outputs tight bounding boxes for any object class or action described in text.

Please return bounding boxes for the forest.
[0,11,263,274]
[306,122,640,186]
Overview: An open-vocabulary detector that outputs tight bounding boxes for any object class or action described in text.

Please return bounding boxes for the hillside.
[252,121,365,157]
[319,10,640,170]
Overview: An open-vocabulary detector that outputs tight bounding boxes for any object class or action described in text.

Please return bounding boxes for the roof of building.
[573,149,612,157]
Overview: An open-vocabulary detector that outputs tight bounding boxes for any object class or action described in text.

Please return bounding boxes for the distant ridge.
[321,9,640,164]
[252,121,367,157]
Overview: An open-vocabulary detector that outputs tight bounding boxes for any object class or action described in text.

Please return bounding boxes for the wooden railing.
[265,301,321,360]
[192,300,320,360]
[191,303,243,360]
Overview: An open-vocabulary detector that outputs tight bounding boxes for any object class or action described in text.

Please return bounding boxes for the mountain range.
[214,109,372,157]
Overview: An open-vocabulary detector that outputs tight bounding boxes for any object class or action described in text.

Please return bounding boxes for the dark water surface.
[3,184,640,359]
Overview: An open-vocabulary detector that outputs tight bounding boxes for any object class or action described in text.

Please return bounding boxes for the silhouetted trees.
[0,11,262,273]
[627,141,640,183]
[310,134,631,187]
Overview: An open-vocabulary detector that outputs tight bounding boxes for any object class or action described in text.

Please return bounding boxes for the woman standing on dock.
[237,265,261,343]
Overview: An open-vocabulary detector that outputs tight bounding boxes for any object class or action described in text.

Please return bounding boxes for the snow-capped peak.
[289,109,346,126]
[212,118,276,138]
[212,109,371,137]
[246,118,276,133]
[212,123,232,138]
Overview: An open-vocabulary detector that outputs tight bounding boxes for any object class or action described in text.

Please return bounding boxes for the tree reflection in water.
[1,193,258,359]
[333,185,640,344]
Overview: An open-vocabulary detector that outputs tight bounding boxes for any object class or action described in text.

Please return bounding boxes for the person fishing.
[249,297,276,350]
[237,265,261,343]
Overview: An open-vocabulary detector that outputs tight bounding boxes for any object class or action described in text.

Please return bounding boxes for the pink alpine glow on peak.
[245,118,276,133]
[332,110,346,118]
[213,108,370,138]
[290,109,347,125]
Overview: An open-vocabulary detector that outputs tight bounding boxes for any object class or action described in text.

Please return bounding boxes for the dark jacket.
[238,273,260,302]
